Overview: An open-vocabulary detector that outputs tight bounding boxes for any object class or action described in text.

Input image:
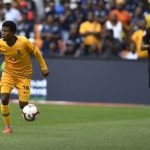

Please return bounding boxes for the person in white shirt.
[104,13,123,41]
[3,0,22,24]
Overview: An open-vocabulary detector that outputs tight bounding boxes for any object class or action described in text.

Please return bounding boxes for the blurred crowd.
[0,0,150,59]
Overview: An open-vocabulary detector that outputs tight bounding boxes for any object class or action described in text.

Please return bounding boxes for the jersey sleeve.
[25,39,48,71]
[0,40,6,52]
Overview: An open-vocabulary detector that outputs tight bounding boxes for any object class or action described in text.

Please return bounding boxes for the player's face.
[1,27,14,41]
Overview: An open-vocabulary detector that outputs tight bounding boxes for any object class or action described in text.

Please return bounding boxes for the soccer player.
[0,20,49,133]
[141,27,150,87]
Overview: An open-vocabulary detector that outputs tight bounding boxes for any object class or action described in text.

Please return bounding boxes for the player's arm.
[33,47,49,77]
[26,40,49,77]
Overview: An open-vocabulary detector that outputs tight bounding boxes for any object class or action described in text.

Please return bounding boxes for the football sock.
[1,104,11,127]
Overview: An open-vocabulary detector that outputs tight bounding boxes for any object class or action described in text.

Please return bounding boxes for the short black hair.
[2,20,17,33]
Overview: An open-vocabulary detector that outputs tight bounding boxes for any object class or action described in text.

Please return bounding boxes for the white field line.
[10,99,148,107]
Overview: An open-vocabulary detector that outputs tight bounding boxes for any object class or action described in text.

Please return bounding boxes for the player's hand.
[42,69,49,77]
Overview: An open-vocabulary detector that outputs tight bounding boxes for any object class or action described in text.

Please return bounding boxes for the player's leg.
[19,101,28,109]
[0,72,14,133]
[1,93,12,133]
[16,78,31,109]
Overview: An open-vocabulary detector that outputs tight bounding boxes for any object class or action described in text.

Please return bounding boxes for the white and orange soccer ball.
[22,104,39,121]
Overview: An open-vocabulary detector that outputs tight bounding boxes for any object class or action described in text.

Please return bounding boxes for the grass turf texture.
[0,103,150,150]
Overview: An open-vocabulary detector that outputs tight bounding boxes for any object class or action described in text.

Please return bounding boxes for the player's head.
[1,20,17,41]
[2,20,17,33]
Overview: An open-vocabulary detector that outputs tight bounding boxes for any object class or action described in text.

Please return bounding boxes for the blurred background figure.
[109,0,132,25]
[3,0,22,24]
[120,19,147,59]
[19,0,36,22]
[130,19,148,58]
[17,12,34,40]
[108,0,132,39]
[130,5,145,32]
[79,11,102,56]
[100,29,122,58]
[94,0,108,25]
[40,14,61,57]
[59,8,76,41]
[62,23,82,56]
[104,12,123,42]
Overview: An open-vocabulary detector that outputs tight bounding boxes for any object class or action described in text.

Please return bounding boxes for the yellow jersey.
[131,29,148,58]
[0,36,48,78]
[79,21,102,47]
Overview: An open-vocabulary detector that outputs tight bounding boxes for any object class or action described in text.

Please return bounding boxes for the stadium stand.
[0,0,150,59]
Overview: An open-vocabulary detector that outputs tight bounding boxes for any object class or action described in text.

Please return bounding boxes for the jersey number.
[23,85,29,90]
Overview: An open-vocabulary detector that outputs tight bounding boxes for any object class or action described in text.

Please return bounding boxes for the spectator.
[130,5,145,32]
[100,29,122,58]
[130,19,148,58]
[55,1,65,15]
[0,0,149,60]
[44,1,58,19]
[72,2,87,23]
[40,14,61,57]
[3,0,22,24]
[32,0,44,22]
[125,0,139,13]
[104,12,123,41]
[69,0,79,10]
[17,12,34,39]
[94,0,108,25]
[104,0,116,12]
[19,0,36,22]
[108,0,132,30]
[62,23,82,56]
[59,8,76,40]
[79,11,102,56]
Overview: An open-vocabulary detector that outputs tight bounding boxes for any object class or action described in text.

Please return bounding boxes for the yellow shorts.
[1,72,31,102]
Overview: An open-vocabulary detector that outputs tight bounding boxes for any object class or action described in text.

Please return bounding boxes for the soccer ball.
[22,104,39,121]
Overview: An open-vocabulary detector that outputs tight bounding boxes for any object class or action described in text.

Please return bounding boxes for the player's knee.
[1,93,10,105]
[19,101,28,109]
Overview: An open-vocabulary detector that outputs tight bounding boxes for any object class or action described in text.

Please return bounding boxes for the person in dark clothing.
[100,29,122,58]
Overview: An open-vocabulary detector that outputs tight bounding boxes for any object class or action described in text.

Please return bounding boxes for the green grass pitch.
[0,103,150,150]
